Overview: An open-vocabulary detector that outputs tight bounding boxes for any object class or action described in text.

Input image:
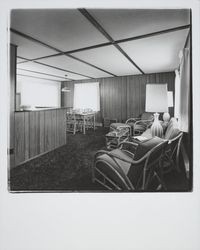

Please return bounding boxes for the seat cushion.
[99,149,132,175]
[141,128,152,139]
[134,137,164,160]
[96,149,133,189]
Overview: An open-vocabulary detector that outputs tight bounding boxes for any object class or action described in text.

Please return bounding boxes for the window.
[73,82,100,111]
[17,76,61,109]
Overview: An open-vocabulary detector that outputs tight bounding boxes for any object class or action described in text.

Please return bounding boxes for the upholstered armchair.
[126,112,154,136]
[92,137,168,191]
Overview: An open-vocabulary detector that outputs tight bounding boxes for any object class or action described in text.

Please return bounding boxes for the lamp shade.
[145,84,168,113]
[167,91,174,107]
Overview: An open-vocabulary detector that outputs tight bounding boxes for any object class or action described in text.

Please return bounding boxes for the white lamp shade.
[167,91,174,107]
[145,84,168,113]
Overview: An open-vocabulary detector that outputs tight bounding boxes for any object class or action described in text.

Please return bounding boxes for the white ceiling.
[88,9,190,40]
[37,55,111,78]
[10,9,190,82]
[11,9,108,51]
[120,29,189,73]
[73,45,141,76]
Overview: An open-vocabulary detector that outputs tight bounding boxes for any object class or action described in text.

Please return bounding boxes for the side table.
[105,128,130,150]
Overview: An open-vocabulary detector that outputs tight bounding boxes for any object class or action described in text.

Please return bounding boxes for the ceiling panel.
[11,9,108,52]
[11,33,56,59]
[17,68,69,82]
[120,29,189,73]
[11,9,190,79]
[73,45,141,76]
[37,55,111,78]
[88,9,190,40]
[17,61,90,80]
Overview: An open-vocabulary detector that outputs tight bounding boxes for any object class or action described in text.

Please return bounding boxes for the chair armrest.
[125,118,140,124]
[134,119,153,125]
[118,141,138,157]
[119,140,138,149]
[95,149,135,164]
[167,132,183,144]
[94,150,111,159]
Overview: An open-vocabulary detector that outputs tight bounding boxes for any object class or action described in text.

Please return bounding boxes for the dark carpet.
[10,127,190,192]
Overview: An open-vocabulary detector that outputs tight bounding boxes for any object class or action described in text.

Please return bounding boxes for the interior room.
[9,8,192,192]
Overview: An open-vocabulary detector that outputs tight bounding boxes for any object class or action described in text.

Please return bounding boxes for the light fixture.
[145,84,168,138]
[163,91,174,123]
[61,87,71,92]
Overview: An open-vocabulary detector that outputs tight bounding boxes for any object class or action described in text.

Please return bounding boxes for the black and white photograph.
[8,8,193,192]
[1,1,200,250]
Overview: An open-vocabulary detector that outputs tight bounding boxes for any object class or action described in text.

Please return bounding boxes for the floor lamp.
[145,84,168,138]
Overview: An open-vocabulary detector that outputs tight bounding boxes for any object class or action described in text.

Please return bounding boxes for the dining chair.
[83,108,94,130]
[66,111,82,135]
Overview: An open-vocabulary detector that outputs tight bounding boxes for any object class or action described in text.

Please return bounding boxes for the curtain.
[178,48,190,132]
[73,82,100,111]
[174,69,180,120]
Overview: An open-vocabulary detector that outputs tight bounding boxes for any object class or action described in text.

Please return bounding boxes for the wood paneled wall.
[14,108,67,166]
[61,82,74,108]
[61,72,175,122]
[9,44,17,169]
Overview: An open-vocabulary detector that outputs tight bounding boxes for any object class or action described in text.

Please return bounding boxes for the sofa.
[141,117,183,173]
[142,117,181,140]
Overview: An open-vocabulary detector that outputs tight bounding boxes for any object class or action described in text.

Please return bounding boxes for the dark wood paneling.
[24,112,30,160]
[61,82,74,108]
[39,111,45,154]
[61,109,67,145]
[14,112,25,165]
[56,109,66,146]
[61,72,175,123]
[14,108,67,166]
[29,112,37,158]
[44,110,52,152]
[51,110,57,149]
[121,76,127,122]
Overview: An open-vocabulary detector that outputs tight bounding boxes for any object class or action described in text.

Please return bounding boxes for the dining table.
[75,111,96,135]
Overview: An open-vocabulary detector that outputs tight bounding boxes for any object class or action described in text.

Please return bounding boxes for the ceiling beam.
[17,68,73,81]
[78,8,145,74]
[11,28,117,77]
[17,73,64,82]
[16,24,190,65]
[17,56,94,79]
[16,43,112,65]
